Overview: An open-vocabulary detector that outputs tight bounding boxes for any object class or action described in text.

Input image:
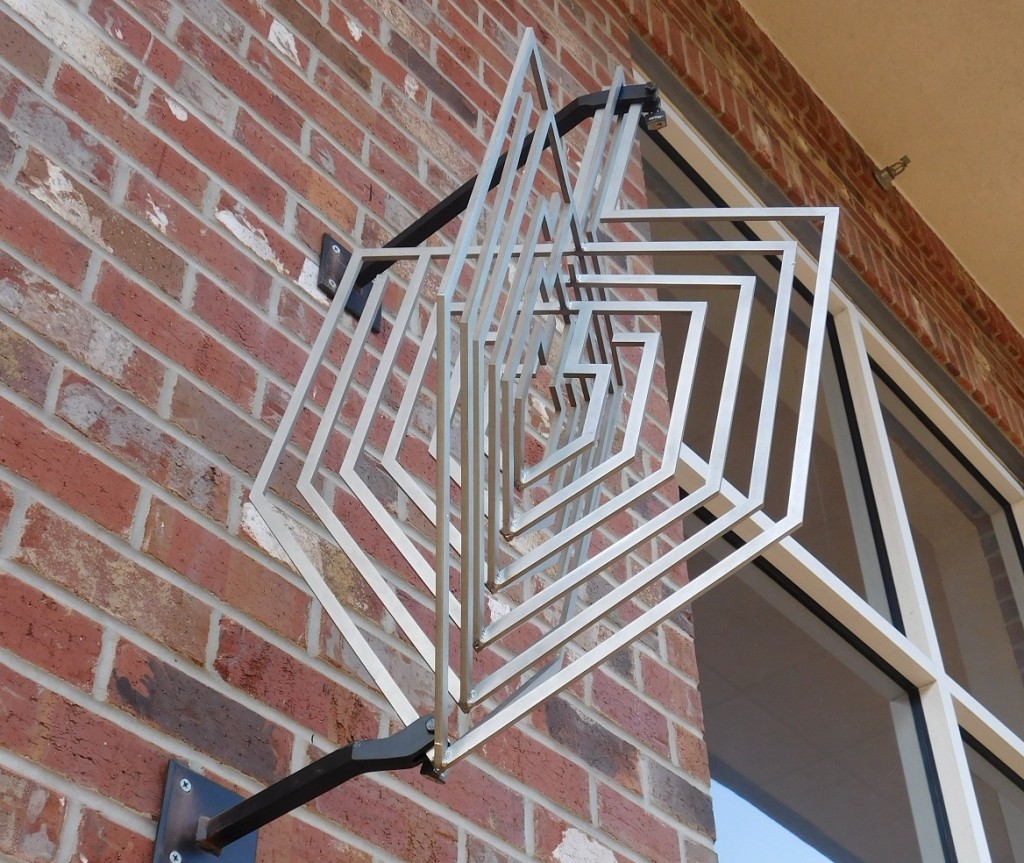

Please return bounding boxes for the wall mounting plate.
[317,234,382,333]
[152,762,257,863]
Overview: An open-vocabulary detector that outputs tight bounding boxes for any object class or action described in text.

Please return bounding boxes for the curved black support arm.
[152,716,438,863]
[321,82,662,300]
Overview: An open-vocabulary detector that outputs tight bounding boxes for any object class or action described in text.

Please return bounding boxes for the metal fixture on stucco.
[874,154,911,189]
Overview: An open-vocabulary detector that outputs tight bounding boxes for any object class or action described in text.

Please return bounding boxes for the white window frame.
[650,95,1024,863]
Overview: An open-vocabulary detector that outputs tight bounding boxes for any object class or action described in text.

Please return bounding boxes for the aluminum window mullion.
[836,304,992,863]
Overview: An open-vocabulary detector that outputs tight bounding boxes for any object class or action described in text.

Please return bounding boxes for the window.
[640,94,1024,862]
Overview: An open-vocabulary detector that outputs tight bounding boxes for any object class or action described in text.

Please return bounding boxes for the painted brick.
[0,320,54,405]
[109,639,292,782]
[0,398,139,534]
[215,618,381,744]
[0,569,103,689]
[0,251,164,407]
[0,764,66,862]
[16,503,209,662]
[93,262,257,408]
[56,371,231,522]
[17,149,186,295]
[142,498,309,642]
[0,664,169,815]
[75,809,151,863]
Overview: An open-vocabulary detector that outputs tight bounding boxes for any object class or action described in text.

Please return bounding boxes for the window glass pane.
[966,743,1024,862]
[876,372,1024,740]
[692,548,953,862]
[641,135,894,622]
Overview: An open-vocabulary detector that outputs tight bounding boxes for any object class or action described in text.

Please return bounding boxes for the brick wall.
[0,1,1018,863]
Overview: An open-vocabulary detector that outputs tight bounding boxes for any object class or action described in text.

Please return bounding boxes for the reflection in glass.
[641,135,893,623]
[966,742,1024,862]
[693,556,952,862]
[877,372,1024,740]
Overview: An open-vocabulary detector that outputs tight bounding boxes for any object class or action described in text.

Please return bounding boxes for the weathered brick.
[0,765,66,862]
[0,569,103,689]
[17,149,186,296]
[5,82,117,193]
[16,503,208,661]
[0,320,53,405]
[110,639,292,782]
[176,18,303,143]
[647,760,716,837]
[533,808,629,863]
[389,32,476,126]
[0,398,139,534]
[76,809,151,863]
[215,618,380,744]
[143,498,309,642]
[146,89,287,222]
[93,263,257,409]
[256,811,372,863]
[0,251,164,407]
[56,371,231,521]
[265,0,371,90]
[0,664,169,815]
[53,63,207,207]
[0,117,17,173]
[0,478,13,538]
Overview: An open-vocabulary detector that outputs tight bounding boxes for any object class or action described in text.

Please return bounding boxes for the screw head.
[179,778,192,793]
[327,278,337,289]
[169,851,183,863]
[425,718,435,732]
[331,244,341,255]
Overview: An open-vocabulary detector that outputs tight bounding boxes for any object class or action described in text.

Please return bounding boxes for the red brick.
[16,503,208,662]
[0,398,139,534]
[57,372,231,521]
[591,669,670,757]
[0,251,164,407]
[233,111,359,236]
[0,569,103,689]
[597,784,681,863]
[93,263,257,409]
[265,0,371,90]
[0,9,52,84]
[0,320,53,405]
[0,764,66,862]
[143,498,309,642]
[256,811,372,863]
[176,19,303,143]
[476,724,589,818]
[168,376,267,474]
[17,149,186,296]
[146,89,287,222]
[533,808,630,863]
[0,478,13,537]
[4,82,117,193]
[640,652,703,729]
[0,184,91,288]
[315,770,457,863]
[215,618,380,744]
[76,809,151,863]
[53,64,208,207]
[0,664,169,815]
[109,639,292,782]
[647,760,715,837]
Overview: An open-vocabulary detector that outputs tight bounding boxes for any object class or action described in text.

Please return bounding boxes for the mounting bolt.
[169,852,183,863]
[331,244,341,255]
[179,778,192,793]
[425,718,435,732]
[327,278,337,289]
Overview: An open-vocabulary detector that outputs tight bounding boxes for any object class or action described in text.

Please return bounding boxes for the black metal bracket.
[316,82,663,325]
[152,715,439,863]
